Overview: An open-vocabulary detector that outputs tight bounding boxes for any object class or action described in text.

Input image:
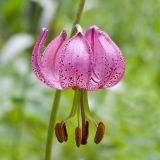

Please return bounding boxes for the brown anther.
[55,123,64,143]
[86,121,89,139]
[75,127,82,147]
[81,121,89,145]
[94,122,105,144]
[81,131,87,144]
[62,123,68,142]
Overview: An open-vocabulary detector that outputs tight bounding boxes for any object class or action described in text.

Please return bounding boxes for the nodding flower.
[32,24,125,147]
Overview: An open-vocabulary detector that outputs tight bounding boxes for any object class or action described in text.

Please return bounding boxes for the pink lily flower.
[32,25,125,91]
[32,25,125,146]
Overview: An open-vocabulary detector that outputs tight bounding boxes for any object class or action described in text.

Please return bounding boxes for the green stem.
[44,0,86,160]
[70,0,86,37]
[45,90,61,160]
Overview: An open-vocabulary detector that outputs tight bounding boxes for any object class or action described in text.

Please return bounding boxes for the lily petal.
[32,28,67,89]
[59,31,93,90]
[98,30,125,87]
[85,26,112,89]
[32,28,50,85]
[41,30,67,89]
[85,26,125,88]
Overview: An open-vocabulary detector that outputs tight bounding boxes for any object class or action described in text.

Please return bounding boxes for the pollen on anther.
[94,122,105,144]
[75,127,82,147]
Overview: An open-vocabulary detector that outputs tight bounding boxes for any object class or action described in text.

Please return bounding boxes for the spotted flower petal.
[85,26,125,88]
[32,28,67,89]
[32,25,125,91]
[59,30,93,89]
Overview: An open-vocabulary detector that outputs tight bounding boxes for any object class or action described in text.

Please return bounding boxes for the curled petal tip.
[61,29,67,38]
[37,28,48,44]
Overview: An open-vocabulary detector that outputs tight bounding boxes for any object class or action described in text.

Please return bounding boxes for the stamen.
[86,121,89,140]
[55,122,68,143]
[77,95,80,127]
[75,127,82,147]
[80,90,87,145]
[62,89,80,124]
[55,123,65,143]
[55,89,106,146]
[62,123,68,142]
[82,90,98,127]
[94,122,105,144]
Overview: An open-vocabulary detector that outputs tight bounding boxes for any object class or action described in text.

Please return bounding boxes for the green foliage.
[0,0,160,160]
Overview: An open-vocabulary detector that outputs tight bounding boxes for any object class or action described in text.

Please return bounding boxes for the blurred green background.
[0,0,160,160]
